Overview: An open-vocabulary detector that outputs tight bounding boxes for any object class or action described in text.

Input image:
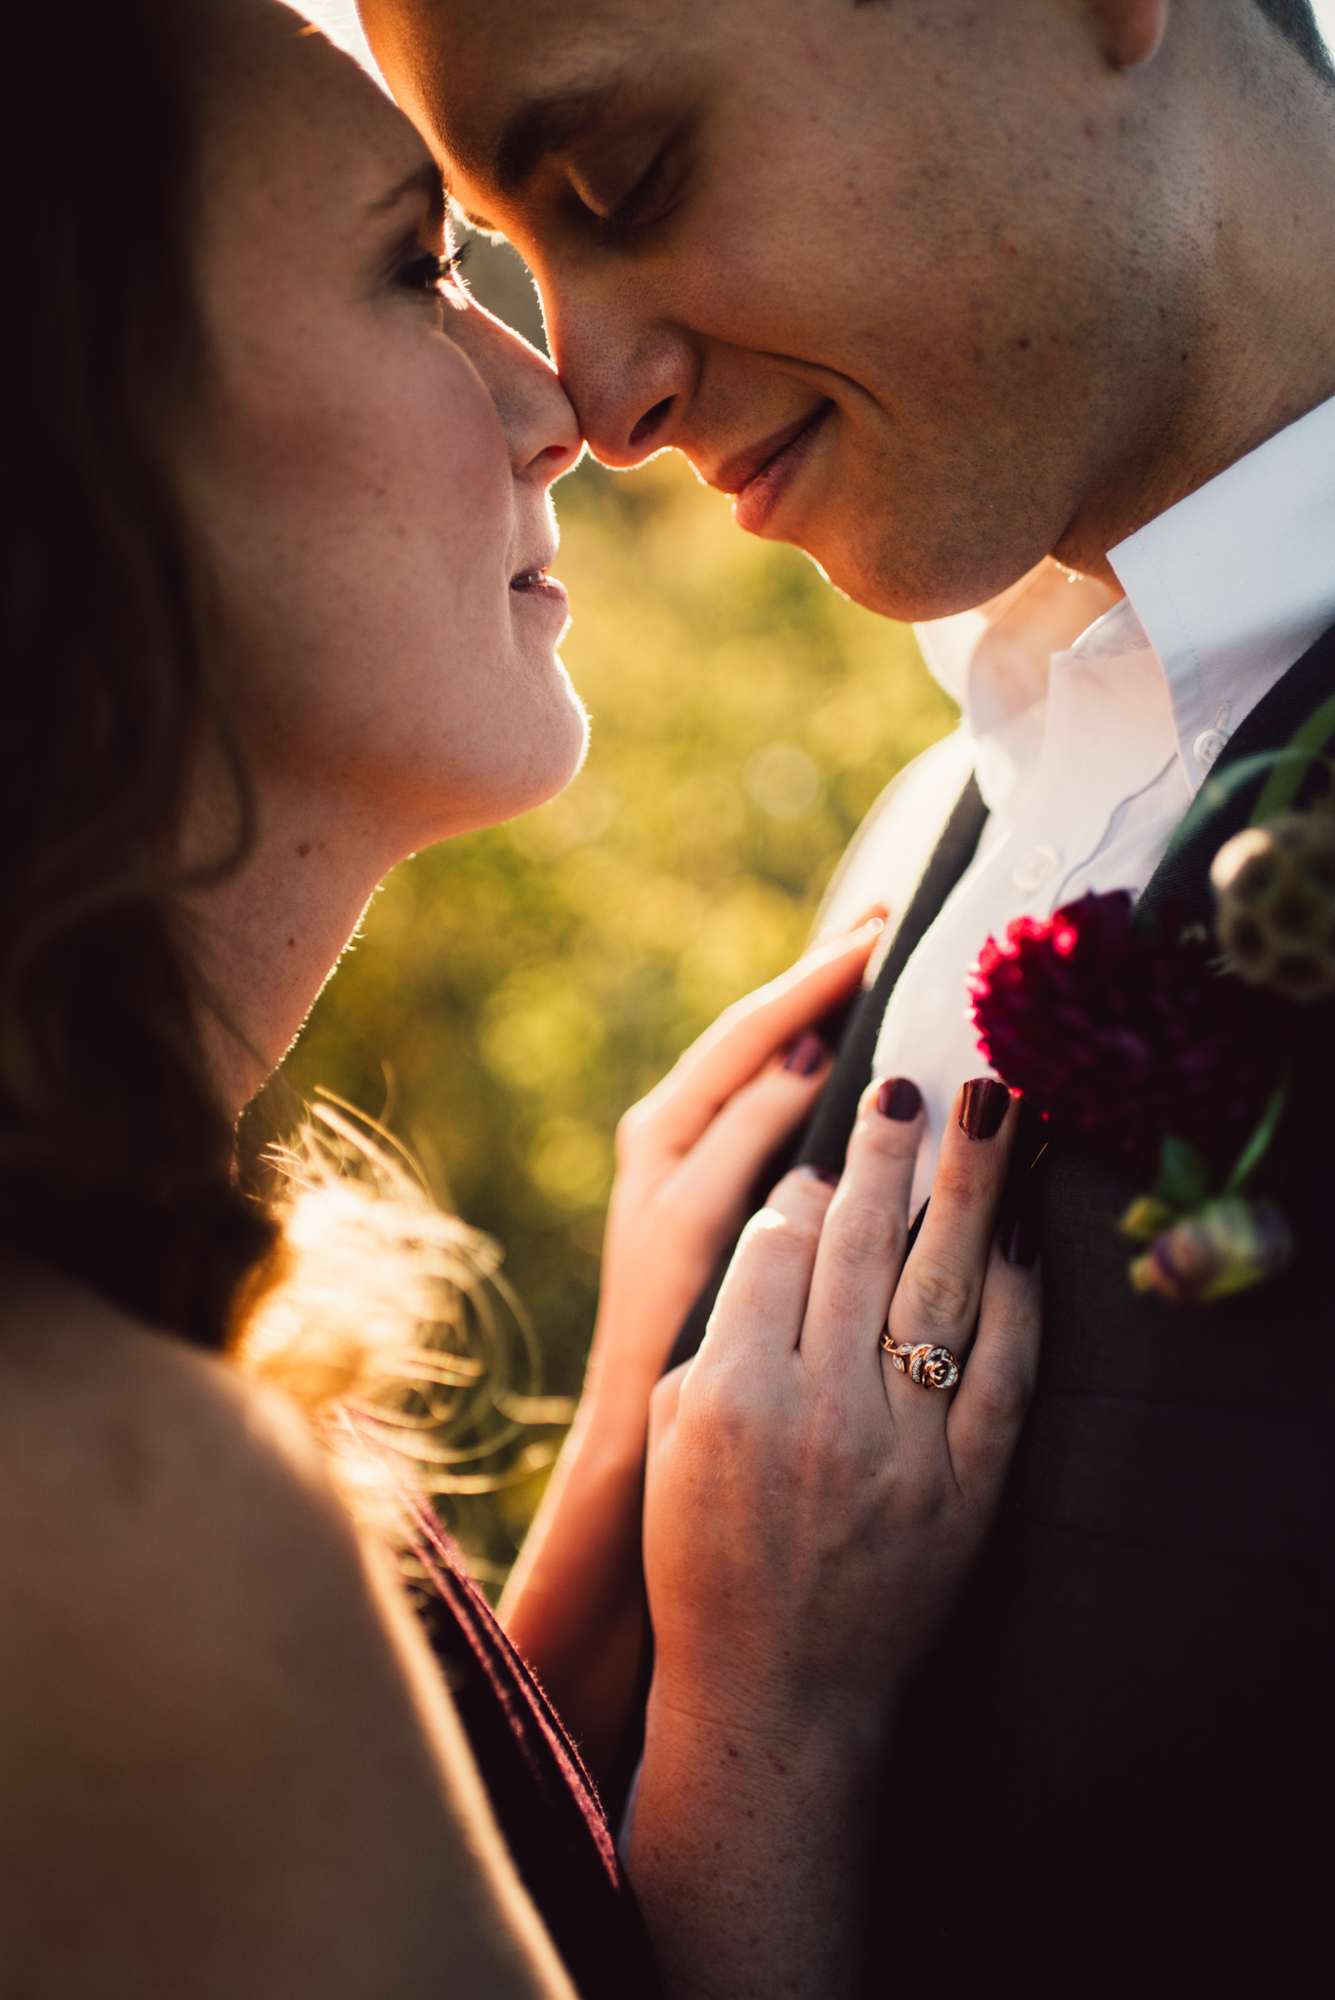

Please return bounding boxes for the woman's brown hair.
[0,0,279,1346]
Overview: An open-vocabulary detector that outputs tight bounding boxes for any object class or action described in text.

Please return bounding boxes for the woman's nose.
[540,279,690,470]
[461,304,582,487]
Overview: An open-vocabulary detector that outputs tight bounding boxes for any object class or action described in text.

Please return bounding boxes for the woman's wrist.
[576,1311,675,1454]
[629,1681,892,2000]
[644,1662,898,1789]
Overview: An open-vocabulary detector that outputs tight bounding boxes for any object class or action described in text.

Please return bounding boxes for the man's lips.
[711,402,834,534]
[712,411,822,496]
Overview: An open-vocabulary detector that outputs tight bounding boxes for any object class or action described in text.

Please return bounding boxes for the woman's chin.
[435,689,590,841]
[516,674,591,811]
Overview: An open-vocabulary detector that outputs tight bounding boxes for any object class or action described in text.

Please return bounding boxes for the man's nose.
[543,285,692,470]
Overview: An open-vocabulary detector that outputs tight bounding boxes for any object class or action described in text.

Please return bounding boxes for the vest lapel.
[798,772,989,1171]
[1139,614,1335,922]
[664,771,987,1374]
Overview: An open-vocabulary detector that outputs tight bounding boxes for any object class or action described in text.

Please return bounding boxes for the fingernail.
[799,1161,841,1186]
[960,1076,1010,1141]
[784,1030,828,1078]
[877,1076,922,1121]
[1004,1211,1040,1267]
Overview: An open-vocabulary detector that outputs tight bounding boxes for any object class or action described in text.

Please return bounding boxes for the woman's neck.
[184,786,403,1119]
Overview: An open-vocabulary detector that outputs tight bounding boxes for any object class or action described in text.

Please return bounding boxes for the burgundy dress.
[412,1505,664,2000]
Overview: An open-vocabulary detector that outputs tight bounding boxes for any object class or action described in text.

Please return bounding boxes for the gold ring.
[880,1336,960,1390]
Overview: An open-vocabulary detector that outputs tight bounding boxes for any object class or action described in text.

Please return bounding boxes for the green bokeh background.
[267,235,958,1576]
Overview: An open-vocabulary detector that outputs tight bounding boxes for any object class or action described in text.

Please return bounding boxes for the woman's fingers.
[946,1238,1041,1491]
[622,917,883,1159]
[650,1045,837,1246]
[884,1077,1019,1389]
[698,1167,836,1371]
[647,1358,692,1456]
[798,1077,925,1377]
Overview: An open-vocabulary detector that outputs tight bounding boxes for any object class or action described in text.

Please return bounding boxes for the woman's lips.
[725,402,834,535]
[509,567,569,619]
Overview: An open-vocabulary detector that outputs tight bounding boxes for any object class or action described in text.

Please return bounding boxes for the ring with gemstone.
[879,1336,960,1390]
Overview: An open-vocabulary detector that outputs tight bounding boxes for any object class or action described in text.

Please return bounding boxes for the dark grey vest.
[867,620,1335,1996]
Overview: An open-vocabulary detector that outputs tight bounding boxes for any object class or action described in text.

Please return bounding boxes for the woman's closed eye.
[396,241,471,300]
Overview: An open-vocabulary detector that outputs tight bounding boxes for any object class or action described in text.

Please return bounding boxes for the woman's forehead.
[203,4,435,224]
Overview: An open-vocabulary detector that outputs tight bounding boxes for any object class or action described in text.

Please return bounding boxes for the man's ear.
[1082,0,1171,69]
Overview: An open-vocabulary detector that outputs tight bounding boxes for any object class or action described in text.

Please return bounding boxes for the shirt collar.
[1109,389,1335,781]
[915,389,1335,796]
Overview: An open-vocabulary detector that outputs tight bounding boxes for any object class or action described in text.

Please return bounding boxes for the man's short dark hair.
[1255,0,1335,79]
[853,2,1334,82]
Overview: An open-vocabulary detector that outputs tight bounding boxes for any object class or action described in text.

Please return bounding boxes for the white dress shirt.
[818,391,1335,1213]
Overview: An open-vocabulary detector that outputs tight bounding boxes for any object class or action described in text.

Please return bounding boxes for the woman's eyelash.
[400,242,471,293]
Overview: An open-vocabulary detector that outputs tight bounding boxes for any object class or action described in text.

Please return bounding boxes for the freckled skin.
[363,0,1335,620]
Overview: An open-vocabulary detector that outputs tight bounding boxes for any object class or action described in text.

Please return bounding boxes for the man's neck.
[1057,17,1335,586]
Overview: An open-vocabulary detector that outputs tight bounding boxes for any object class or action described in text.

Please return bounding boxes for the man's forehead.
[385,0,707,185]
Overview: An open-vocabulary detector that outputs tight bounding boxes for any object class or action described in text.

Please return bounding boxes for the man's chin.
[803,527,1063,627]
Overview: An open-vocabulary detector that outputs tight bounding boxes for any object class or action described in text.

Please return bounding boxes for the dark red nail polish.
[960,1076,1010,1140]
[799,1161,841,1186]
[784,1030,828,1078]
[877,1077,922,1121]
[1004,1211,1039,1267]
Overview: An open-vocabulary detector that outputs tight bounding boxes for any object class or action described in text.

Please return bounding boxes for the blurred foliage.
[264,231,957,1577]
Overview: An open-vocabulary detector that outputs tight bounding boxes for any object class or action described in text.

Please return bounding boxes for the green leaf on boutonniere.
[1152,1135,1211,1213]
[1223,1078,1288,1196]
[1118,1136,1208,1247]
[1251,691,1335,822]
[1117,1080,1292,1303]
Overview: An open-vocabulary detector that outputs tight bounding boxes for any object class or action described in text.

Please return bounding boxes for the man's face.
[364,0,1197,620]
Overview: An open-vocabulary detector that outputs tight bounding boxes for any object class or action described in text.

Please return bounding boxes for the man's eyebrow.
[493,82,626,194]
[368,158,446,221]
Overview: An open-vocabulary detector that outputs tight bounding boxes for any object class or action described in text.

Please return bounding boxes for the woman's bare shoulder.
[0,1257,572,1997]
[0,1253,329,1536]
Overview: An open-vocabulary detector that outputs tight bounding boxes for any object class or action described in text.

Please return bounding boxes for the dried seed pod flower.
[1211,813,1335,1002]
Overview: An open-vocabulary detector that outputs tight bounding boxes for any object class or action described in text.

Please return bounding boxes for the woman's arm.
[629,1078,1040,2000]
[499,917,884,1771]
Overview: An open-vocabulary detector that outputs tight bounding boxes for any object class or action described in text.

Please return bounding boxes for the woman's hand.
[630,1075,1040,2000]
[499,915,883,1771]
[591,911,885,1408]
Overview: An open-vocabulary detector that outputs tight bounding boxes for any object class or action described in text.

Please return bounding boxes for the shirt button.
[1011,844,1061,891]
[1193,728,1228,768]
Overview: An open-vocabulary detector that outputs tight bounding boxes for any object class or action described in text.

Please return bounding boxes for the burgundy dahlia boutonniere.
[968,889,1293,1306]
[967,695,1335,1307]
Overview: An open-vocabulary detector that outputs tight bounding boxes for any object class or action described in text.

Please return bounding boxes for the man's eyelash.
[596,147,678,247]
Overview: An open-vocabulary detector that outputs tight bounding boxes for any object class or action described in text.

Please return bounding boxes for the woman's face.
[188,1,586,850]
